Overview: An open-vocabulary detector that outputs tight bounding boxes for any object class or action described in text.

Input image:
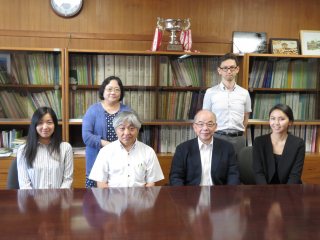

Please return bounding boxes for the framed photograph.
[232,31,267,55]
[270,38,300,55]
[300,30,320,55]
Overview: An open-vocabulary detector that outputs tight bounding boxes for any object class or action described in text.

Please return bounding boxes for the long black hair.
[23,107,61,168]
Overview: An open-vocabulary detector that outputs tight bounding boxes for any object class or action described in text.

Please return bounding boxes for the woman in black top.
[252,104,305,184]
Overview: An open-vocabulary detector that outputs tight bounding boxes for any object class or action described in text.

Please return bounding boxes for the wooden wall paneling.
[0,0,319,52]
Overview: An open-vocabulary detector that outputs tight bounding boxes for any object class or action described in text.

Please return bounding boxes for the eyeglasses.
[219,66,238,72]
[194,122,216,128]
[105,87,121,93]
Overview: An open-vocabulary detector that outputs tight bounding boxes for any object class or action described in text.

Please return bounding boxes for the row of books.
[0,129,26,156]
[69,90,156,120]
[246,125,317,152]
[70,126,196,154]
[159,56,221,87]
[69,90,99,119]
[0,53,61,85]
[3,125,316,155]
[252,93,316,120]
[122,91,156,121]
[249,58,319,89]
[0,90,62,119]
[69,54,222,88]
[139,126,196,153]
[69,54,156,86]
[69,89,204,121]
[157,91,204,120]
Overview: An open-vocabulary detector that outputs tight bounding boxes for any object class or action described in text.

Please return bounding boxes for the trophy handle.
[182,18,191,31]
[157,17,165,30]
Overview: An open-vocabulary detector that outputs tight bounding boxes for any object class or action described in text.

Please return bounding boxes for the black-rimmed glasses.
[219,66,238,72]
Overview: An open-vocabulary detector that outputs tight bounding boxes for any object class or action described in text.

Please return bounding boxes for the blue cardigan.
[82,102,131,176]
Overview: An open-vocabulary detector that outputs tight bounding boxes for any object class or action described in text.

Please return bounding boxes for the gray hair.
[113,111,142,129]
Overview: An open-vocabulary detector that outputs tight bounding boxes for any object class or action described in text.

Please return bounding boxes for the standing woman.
[82,76,131,188]
[17,107,73,189]
[253,104,305,184]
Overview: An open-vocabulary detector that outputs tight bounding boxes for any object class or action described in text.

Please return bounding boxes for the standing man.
[203,53,251,155]
[169,110,240,186]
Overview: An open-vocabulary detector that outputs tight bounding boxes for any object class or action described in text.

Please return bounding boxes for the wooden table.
[1,184,320,239]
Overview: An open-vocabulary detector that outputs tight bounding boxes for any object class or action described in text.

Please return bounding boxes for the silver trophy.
[157,18,191,51]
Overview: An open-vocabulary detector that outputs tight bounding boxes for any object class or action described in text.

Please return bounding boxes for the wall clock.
[50,0,84,18]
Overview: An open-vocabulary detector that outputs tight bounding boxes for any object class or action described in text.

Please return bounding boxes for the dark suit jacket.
[169,138,240,185]
[252,133,305,184]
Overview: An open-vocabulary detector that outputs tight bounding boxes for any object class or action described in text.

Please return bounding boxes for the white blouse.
[17,142,73,189]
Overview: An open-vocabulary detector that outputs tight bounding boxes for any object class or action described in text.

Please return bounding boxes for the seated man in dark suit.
[169,110,240,186]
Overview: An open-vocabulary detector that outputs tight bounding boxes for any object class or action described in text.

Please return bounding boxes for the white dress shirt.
[202,82,251,131]
[198,138,213,186]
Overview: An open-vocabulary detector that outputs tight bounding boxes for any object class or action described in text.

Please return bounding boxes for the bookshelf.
[1,50,320,187]
[244,53,320,152]
[64,49,245,154]
[0,47,65,151]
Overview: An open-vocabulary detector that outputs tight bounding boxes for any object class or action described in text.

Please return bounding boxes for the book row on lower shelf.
[246,125,317,152]
[1,125,318,156]
[0,129,25,157]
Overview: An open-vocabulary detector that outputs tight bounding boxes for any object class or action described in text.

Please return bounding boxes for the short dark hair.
[98,76,125,101]
[218,53,239,67]
[269,103,294,122]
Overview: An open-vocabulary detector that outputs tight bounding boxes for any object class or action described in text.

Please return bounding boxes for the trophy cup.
[157,18,191,51]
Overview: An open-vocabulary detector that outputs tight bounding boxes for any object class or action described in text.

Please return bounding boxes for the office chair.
[7,158,19,189]
[238,146,256,185]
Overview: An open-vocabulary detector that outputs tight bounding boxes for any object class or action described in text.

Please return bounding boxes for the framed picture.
[270,38,300,55]
[300,30,320,55]
[232,31,267,55]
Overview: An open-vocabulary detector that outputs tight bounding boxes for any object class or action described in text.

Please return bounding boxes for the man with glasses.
[203,53,251,155]
[89,111,164,188]
[169,110,240,186]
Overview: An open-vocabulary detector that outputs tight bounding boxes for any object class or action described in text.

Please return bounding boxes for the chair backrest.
[238,146,256,185]
[7,158,19,189]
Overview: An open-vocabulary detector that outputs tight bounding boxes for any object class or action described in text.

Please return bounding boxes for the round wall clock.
[50,0,84,18]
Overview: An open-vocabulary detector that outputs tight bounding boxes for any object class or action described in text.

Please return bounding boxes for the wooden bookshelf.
[64,49,245,152]
[2,49,320,188]
[244,53,320,152]
[0,47,66,139]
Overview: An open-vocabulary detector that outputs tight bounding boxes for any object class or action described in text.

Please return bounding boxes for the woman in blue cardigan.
[82,76,131,188]
[252,103,305,184]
